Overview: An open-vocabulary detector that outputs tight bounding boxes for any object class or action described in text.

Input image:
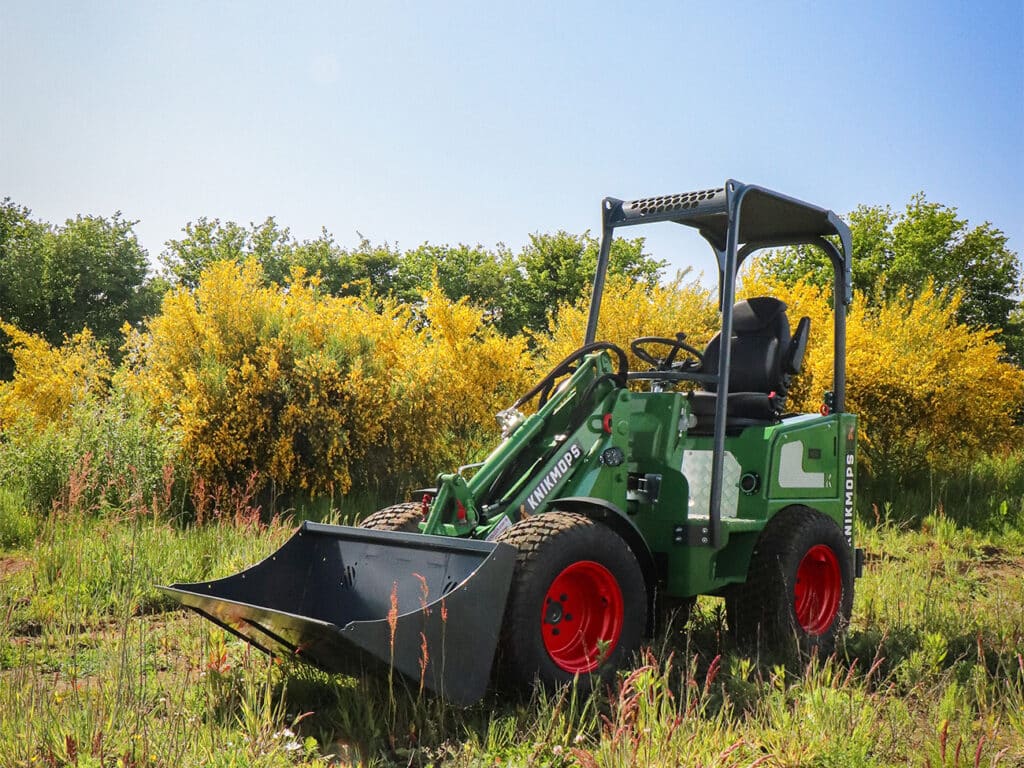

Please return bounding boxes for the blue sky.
[2,1,1022,280]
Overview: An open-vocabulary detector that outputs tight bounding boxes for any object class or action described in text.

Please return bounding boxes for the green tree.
[162,218,404,297]
[887,195,1019,330]
[395,242,518,321]
[46,214,160,347]
[0,200,159,377]
[161,217,288,288]
[163,221,667,338]
[274,232,403,297]
[310,237,403,297]
[0,200,49,341]
[760,194,1021,338]
[508,231,664,335]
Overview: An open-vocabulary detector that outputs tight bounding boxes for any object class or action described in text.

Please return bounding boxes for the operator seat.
[688,297,809,433]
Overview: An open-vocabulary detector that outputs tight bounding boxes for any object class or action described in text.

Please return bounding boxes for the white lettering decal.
[843,450,855,543]
[524,441,584,512]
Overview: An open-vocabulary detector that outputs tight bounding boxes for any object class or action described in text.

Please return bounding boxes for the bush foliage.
[0,322,111,428]
[534,273,719,371]
[0,250,1022,526]
[741,265,1024,511]
[119,260,531,499]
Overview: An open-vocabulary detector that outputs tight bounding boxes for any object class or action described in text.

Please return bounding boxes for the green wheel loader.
[161,180,863,705]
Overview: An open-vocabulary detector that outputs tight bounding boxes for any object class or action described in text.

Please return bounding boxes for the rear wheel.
[359,502,422,532]
[497,511,646,692]
[726,507,853,656]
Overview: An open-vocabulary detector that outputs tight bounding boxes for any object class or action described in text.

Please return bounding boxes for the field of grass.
[0,503,1021,767]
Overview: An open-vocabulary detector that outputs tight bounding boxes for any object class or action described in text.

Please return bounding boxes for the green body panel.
[603,394,857,597]
[421,351,858,601]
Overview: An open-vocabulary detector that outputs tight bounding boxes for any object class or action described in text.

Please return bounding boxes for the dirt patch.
[955,551,1024,579]
[979,555,1024,586]
[0,556,31,580]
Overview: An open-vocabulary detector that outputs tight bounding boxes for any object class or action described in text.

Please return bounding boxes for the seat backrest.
[786,316,811,376]
[701,297,792,394]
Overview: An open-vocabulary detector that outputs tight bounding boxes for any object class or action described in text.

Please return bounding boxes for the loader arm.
[421,345,628,536]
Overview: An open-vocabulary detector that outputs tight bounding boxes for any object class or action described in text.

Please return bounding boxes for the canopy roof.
[604,182,850,255]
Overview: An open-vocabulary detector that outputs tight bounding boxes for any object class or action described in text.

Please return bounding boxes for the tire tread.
[728,506,853,656]
[359,502,423,532]
[496,511,646,692]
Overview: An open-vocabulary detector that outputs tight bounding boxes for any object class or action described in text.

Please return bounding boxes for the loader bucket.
[158,522,515,706]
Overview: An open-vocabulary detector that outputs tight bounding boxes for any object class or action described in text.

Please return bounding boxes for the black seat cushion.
[688,390,781,422]
[787,316,810,376]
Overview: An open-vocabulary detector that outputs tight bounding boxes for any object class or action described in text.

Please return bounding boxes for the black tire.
[496,511,647,693]
[359,502,422,532]
[726,507,854,657]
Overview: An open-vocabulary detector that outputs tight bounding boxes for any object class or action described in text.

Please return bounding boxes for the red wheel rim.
[793,544,842,635]
[541,561,624,673]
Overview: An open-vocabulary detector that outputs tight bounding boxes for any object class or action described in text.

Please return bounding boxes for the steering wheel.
[630,333,704,372]
[512,341,629,409]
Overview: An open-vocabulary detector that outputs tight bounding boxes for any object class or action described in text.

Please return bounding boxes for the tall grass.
[860,450,1024,532]
[0,391,1020,765]
[0,391,186,520]
[0,485,36,548]
[0,495,1021,766]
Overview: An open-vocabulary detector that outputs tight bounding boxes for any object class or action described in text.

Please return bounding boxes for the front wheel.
[726,507,853,657]
[358,502,422,532]
[497,511,647,692]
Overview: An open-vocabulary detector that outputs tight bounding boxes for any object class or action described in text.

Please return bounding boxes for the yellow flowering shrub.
[6,249,1020,511]
[414,284,533,457]
[740,264,1024,478]
[0,323,111,428]
[121,260,532,497]
[534,274,718,374]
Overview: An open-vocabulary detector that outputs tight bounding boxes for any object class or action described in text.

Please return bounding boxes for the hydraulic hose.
[513,342,628,410]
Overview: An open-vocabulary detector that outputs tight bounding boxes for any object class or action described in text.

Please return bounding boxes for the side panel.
[653,413,857,598]
[522,391,859,601]
[838,413,858,544]
[769,422,839,500]
[614,392,692,592]
[765,412,857,543]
